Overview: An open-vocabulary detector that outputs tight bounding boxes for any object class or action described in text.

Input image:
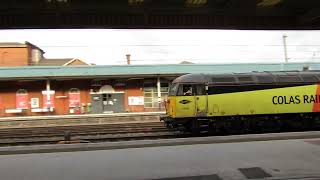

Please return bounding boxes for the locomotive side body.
[163,71,320,132]
[207,84,320,117]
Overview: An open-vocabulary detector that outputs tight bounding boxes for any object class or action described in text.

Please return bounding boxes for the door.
[195,84,207,117]
[91,94,103,114]
[102,93,124,113]
[175,84,196,117]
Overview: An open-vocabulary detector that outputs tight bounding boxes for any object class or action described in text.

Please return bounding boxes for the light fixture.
[257,0,282,7]
[185,0,207,7]
[128,0,144,6]
[46,0,68,3]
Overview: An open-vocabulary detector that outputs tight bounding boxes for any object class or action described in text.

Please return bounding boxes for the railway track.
[0,122,182,146]
[1,116,319,146]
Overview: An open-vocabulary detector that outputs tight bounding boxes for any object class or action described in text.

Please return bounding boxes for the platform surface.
[0,112,164,129]
[1,137,320,180]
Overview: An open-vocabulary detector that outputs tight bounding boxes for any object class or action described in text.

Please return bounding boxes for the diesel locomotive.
[162,71,320,134]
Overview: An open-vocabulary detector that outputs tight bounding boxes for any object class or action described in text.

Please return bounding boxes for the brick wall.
[0,80,92,117]
[0,78,162,117]
[125,80,145,112]
[0,48,29,66]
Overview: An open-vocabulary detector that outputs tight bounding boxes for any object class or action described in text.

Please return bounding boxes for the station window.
[16,89,28,95]
[102,94,107,101]
[144,82,169,108]
[69,88,80,94]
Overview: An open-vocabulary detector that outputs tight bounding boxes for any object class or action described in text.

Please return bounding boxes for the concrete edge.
[0,112,165,121]
[0,131,178,144]
[0,120,161,130]
[1,131,320,155]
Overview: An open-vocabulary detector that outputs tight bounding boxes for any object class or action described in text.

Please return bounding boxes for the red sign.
[16,94,28,109]
[69,93,81,107]
[43,94,55,108]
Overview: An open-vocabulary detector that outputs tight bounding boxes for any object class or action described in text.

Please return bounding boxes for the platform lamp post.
[283,34,289,63]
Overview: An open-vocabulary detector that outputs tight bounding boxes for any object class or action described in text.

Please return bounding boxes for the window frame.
[143,81,169,108]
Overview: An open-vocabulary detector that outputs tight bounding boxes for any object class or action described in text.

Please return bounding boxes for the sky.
[0,29,320,65]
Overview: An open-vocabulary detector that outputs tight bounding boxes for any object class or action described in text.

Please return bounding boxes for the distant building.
[37,58,90,66]
[179,61,194,64]
[0,41,90,67]
[0,41,44,66]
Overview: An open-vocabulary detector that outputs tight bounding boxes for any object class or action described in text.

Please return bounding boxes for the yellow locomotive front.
[162,74,209,128]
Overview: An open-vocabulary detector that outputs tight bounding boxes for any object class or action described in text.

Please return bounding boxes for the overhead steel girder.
[0,0,320,29]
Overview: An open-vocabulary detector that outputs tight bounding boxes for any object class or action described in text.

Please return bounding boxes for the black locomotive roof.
[172,71,320,85]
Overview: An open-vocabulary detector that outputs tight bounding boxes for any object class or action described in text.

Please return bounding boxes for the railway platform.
[0,112,169,145]
[0,133,320,180]
[0,112,165,129]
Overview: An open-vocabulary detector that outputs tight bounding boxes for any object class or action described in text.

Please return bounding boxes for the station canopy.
[1,0,320,29]
[0,63,318,81]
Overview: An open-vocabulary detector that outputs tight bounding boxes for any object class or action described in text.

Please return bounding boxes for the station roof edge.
[0,62,318,80]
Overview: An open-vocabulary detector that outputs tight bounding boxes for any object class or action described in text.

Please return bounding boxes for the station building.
[0,41,90,67]
[0,62,319,117]
[1,41,319,117]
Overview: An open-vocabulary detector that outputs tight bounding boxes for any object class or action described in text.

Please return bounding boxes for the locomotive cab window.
[176,84,205,96]
[169,83,179,96]
[177,84,194,96]
[183,85,193,96]
[195,84,206,95]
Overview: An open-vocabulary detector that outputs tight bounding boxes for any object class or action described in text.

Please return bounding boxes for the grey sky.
[0,29,320,65]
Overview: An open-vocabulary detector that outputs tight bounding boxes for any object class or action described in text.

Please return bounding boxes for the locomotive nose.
[164,99,169,107]
[164,99,170,113]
